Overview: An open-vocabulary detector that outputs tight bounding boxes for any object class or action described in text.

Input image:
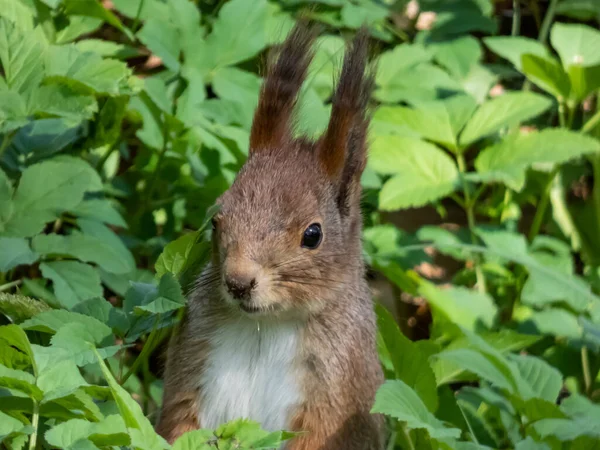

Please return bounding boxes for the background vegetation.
[1,0,600,448]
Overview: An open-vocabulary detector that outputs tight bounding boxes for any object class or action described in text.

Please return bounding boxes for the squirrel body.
[157,23,384,449]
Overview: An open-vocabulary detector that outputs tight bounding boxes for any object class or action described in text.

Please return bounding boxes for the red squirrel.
[156,22,384,449]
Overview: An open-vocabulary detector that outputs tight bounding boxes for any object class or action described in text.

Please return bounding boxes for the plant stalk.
[0,279,23,292]
[28,401,39,450]
[582,346,592,397]
[120,317,162,385]
[511,0,521,37]
[457,153,487,293]
[538,0,559,45]
[528,166,560,242]
[400,423,415,450]
[582,108,600,134]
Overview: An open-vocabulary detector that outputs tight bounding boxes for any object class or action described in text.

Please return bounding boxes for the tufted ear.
[248,22,318,154]
[318,27,374,214]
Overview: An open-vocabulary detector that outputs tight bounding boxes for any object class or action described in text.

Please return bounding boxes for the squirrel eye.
[301,223,322,249]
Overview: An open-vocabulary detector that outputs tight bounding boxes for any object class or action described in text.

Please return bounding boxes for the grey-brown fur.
[156,23,384,449]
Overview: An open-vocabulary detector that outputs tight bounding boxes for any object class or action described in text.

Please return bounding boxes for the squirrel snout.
[223,258,260,302]
[225,275,257,301]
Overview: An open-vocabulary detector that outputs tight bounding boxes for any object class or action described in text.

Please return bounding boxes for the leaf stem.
[538,0,559,46]
[120,316,162,385]
[131,0,146,34]
[582,346,592,397]
[511,0,521,37]
[528,166,560,242]
[400,423,415,450]
[457,153,486,293]
[582,108,600,134]
[0,279,22,292]
[28,400,39,450]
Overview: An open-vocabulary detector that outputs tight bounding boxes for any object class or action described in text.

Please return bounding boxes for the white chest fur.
[198,317,303,432]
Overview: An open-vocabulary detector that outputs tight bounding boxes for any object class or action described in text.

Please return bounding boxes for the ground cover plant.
[1,0,600,448]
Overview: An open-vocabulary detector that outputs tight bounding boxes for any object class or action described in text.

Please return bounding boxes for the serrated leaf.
[370,136,458,210]
[0,18,45,93]
[0,363,42,400]
[72,199,127,228]
[0,324,35,369]
[28,84,98,121]
[0,409,27,441]
[182,0,268,76]
[212,67,260,129]
[475,129,600,191]
[371,379,461,439]
[45,45,132,95]
[50,323,119,366]
[418,282,498,331]
[45,415,129,448]
[483,36,550,71]
[63,0,130,37]
[33,231,134,275]
[510,354,562,402]
[40,261,103,308]
[21,309,110,336]
[376,304,438,412]
[430,36,482,80]
[171,429,214,450]
[2,157,103,238]
[71,298,129,337]
[459,92,552,148]
[0,293,50,324]
[137,18,181,72]
[134,273,186,315]
[0,237,38,271]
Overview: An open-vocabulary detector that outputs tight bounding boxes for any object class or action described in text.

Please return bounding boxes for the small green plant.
[1,0,600,449]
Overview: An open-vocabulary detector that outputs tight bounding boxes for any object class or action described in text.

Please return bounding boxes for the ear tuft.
[249,22,319,154]
[319,27,374,183]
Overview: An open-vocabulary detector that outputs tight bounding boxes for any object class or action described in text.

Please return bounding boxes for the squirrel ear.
[248,22,318,154]
[318,27,373,189]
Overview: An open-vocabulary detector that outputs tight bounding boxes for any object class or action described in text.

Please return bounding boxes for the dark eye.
[301,223,322,249]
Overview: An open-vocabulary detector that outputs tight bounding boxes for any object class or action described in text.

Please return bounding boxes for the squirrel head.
[210,23,374,318]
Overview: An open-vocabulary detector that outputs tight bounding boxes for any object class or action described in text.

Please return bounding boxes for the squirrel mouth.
[238,303,264,314]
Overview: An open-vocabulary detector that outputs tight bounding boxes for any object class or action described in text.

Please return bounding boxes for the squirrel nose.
[225,275,257,301]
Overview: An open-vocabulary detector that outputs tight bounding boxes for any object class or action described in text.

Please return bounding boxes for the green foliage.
[1,0,600,449]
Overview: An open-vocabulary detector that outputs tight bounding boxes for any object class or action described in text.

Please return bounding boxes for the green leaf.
[51,323,119,366]
[172,429,214,450]
[526,308,583,339]
[2,157,102,238]
[0,324,35,370]
[0,363,42,400]
[372,95,477,152]
[0,410,27,441]
[0,293,50,324]
[567,63,600,102]
[45,415,129,448]
[475,129,600,191]
[45,45,133,95]
[72,199,127,228]
[0,0,35,30]
[551,23,600,68]
[0,17,45,94]
[94,349,170,450]
[515,437,552,450]
[33,231,134,275]
[376,304,438,412]
[435,348,515,391]
[375,44,432,91]
[483,36,550,71]
[212,67,260,129]
[370,136,458,210]
[459,92,552,148]
[0,168,12,230]
[371,380,461,439]
[430,36,482,79]
[40,261,103,308]
[134,273,186,315]
[521,54,571,100]
[510,354,562,402]
[21,309,110,335]
[28,84,98,121]
[137,18,181,72]
[71,297,129,337]
[182,0,268,77]
[0,237,38,271]
[418,282,498,331]
[63,0,130,37]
